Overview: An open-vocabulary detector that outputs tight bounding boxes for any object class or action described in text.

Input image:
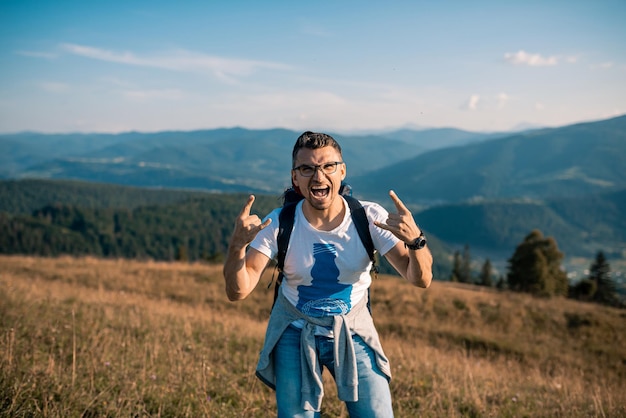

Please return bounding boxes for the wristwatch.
[405,231,427,250]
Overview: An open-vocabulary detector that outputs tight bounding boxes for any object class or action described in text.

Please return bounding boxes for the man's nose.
[312,166,325,179]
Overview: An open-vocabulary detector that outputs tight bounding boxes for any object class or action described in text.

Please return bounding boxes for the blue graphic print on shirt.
[297,243,352,317]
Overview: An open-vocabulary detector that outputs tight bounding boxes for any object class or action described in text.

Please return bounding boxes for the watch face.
[407,236,427,250]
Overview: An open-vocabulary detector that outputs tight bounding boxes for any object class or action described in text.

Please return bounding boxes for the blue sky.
[1,0,625,134]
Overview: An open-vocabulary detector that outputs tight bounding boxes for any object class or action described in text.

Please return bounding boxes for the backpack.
[271,184,378,310]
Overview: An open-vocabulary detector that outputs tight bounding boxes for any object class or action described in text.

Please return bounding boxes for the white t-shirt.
[250,197,399,318]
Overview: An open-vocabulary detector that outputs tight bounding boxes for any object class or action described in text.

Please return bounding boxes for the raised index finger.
[239,195,255,217]
[389,190,409,213]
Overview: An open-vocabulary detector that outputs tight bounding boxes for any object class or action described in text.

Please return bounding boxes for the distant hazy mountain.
[2,116,624,205]
[376,127,508,150]
[0,127,495,193]
[0,132,143,176]
[350,115,626,205]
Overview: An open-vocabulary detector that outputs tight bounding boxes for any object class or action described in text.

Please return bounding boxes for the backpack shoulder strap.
[277,201,298,272]
[344,195,378,314]
[273,201,297,305]
[344,195,377,273]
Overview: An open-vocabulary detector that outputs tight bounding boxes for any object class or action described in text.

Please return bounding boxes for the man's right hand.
[230,195,272,251]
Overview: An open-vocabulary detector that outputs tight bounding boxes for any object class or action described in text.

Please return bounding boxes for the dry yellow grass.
[1,255,624,417]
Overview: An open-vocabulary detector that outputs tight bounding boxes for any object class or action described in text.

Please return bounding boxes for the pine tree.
[570,278,596,301]
[507,229,568,297]
[496,276,506,290]
[450,250,461,282]
[460,244,472,283]
[479,259,493,287]
[176,244,189,262]
[589,251,618,306]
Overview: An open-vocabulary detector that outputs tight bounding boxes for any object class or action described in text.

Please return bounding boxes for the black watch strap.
[405,231,427,250]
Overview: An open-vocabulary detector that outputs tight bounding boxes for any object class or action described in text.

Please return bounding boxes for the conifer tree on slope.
[507,229,568,297]
[589,251,619,306]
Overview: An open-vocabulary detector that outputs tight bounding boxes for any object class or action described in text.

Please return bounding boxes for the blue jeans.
[274,325,394,418]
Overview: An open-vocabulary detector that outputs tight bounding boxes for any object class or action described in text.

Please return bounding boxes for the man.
[223,131,433,417]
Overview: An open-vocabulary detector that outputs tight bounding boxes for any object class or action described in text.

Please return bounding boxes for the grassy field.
[1,255,624,417]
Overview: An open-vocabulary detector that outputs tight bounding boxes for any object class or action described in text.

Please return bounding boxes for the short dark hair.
[292,131,342,168]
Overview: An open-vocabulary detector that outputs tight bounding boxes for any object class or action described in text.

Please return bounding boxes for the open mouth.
[310,186,330,199]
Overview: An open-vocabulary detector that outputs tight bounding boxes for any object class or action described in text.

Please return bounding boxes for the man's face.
[292,146,346,211]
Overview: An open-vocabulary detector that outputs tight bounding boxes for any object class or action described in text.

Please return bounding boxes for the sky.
[1,0,625,134]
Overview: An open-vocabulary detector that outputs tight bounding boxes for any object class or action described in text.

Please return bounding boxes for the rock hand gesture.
[229,195,272,251]
[373,190,423,245]
[374,190,433,288]
[223,195,272,301]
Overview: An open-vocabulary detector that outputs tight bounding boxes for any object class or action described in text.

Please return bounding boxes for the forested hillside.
[3,178,626,274]
[416,189,626,258]
[0,179,214,213]
[0,181,279,262]
[0,179,450,277]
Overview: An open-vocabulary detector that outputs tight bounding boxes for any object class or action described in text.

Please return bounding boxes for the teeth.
[311,187,329,197]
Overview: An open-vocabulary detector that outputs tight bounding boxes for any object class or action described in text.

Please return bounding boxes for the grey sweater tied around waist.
[255,290,392,412]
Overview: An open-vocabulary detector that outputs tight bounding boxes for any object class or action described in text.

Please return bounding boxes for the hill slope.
[351,115,626,205]
[416,188,626,257]
[2,255,624,416]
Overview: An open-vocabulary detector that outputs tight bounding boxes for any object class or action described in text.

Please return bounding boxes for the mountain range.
[0,127,505,193]
[351,115,626,205]
[2,115,626,265]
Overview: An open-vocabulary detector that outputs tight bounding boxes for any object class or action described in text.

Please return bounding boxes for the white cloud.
[459,93,513,112]
[60,43,291,81]
[535,102,545,111]
[504,50,558,67]
[463,94,481,111]
[496,93,510,109]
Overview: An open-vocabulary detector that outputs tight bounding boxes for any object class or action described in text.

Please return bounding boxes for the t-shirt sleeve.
[364,201,400,256]
[249,207,281,260]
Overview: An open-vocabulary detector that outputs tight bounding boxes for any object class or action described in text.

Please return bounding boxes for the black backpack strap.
[277,202,298,271]
[344,196,377,275]
[273,201,298,305]
[344,195,377,314]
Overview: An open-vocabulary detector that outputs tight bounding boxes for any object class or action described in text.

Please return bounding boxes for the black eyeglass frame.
[292,161,344,177]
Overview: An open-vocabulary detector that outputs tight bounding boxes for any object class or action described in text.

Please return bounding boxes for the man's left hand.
[373,190,422,244]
